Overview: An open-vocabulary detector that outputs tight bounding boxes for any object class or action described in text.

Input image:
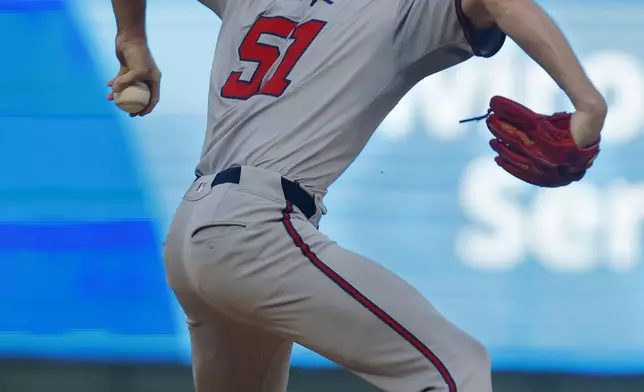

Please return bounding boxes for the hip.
[164,166,326,266]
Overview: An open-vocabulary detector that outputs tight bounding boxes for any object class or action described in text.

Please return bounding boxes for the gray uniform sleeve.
[197,0,227,18]
[393,0,506,71]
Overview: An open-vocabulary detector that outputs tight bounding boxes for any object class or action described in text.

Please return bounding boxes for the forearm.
[112,0,147,39]
[483,0,606,114]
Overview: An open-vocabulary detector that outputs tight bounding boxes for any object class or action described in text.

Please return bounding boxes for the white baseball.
[114,81,151,114]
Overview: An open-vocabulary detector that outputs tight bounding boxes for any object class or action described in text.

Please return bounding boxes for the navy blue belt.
[210,167,316,220]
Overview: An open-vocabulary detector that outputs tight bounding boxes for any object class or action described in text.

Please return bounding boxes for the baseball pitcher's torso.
[195,0,505,199]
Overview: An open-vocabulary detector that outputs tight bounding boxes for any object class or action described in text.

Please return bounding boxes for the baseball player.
[108,0,607,390]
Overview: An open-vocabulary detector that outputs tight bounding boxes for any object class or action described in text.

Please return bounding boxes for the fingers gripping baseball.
[107,37,161,117]
[112,68,147,93]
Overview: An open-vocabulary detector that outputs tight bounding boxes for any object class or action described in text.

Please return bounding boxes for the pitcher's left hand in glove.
[472,96,601,188]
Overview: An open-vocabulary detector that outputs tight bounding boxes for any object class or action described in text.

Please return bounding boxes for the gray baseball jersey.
[164,0,507,391]
[195,0,505,201]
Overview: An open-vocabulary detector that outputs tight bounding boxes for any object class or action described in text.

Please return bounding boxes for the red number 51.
[221,17,326,100]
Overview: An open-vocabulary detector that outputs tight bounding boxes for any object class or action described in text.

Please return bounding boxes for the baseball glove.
[462,96,600,188]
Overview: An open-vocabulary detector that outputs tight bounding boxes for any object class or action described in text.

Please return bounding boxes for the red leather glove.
[467,96,600,187]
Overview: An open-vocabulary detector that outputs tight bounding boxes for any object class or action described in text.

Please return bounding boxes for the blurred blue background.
[1,0,643,386]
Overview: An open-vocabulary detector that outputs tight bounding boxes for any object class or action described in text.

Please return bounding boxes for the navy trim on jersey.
[281,203,457,392]
[454,0,506,58]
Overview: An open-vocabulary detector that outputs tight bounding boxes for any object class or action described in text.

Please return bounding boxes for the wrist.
[116,26,147,44]
[571,91,608,118]
[570,109,604,148]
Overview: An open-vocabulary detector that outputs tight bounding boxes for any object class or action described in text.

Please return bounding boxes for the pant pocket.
[190,221,247,244]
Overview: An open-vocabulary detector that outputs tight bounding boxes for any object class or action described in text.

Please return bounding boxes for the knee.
[415,334,491,392]
[454,336,492,392]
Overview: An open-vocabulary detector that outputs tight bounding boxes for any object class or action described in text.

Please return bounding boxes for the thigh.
[265,209,491,392]
[182,199,490,392]
[164,202,293,392]
[179,288,293,392]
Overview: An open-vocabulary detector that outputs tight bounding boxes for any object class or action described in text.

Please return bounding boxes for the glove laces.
[459,109,492,124]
